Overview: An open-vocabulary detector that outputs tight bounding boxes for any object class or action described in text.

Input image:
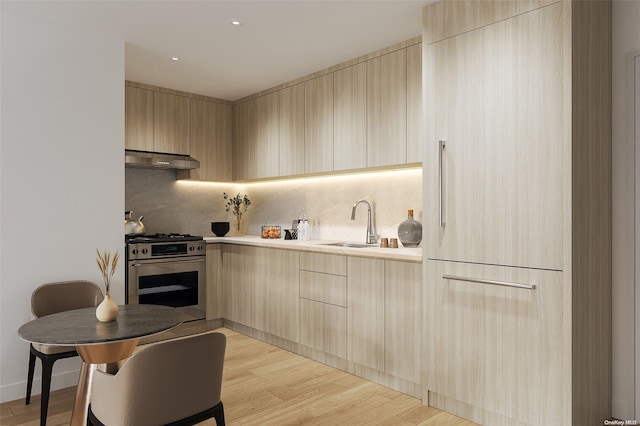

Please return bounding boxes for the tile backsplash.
[125,167,423,243]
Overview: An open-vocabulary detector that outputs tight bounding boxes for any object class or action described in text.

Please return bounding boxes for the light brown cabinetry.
[299,252,347,358]
[334,63,367,171]
[423,1,611,424]
[232,94,280,180]
[125,82,232,180]
[347,258,422,390]
[222,245,298,341]
[279,83,305,176]
[154,92,190,155]
[267,248,300,343]
[205,244,223,320]
[406,43,423,164]
[230,39,421,181]
[347,257,384,371]
[255,92,280,179]
[125,86,154,151]
[180,99,232,181]
[232,99,253,180]
[305,74,334,173]
[222,244,252,327]
[427,261,564,425]
[219,244,423,397]
[384,260,421,384]
[425,3,563,270]
[367,49,407,167]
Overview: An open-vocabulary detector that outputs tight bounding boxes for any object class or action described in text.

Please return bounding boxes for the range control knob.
[141,248,148,254]
[189,246,195,251]
[197,245,203,251]
[131,248,138,255]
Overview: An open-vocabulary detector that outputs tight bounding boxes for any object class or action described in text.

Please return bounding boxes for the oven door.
[127,256,205,320]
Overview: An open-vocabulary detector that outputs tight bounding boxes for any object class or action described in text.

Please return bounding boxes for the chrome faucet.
[351,199,376,244]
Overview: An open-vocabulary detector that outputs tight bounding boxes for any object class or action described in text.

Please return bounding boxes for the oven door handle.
[130,258,205,267]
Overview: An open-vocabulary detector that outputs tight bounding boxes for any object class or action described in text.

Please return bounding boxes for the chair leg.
[213,401,225,426]
[25,347,36,405]
[39,356,55,426]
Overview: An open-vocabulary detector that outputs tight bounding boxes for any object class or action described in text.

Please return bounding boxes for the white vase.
[96,294,119,322]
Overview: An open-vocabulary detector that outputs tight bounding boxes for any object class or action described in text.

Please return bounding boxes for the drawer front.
[300,252,347,276]
[426,260,565,424]
[300,298,347,358]
[300,270,347,307]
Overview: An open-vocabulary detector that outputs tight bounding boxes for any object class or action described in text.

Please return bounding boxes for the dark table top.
[18,304,184,346]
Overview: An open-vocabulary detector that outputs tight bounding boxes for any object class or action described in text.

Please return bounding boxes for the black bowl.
[211,221,230,237]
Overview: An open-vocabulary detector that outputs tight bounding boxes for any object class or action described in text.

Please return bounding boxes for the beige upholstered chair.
[87,331,227,426]
[25,280,103,426]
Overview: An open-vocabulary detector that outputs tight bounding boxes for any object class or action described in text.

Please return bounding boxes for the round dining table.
[18,304,183,426]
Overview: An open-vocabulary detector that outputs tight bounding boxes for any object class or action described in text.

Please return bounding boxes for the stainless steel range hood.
[125,150,200,170]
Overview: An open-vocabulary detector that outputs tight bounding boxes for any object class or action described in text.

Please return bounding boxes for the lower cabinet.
[218,244,423,397]
[205,244,223,319]
[299,252,348,358]
[426,260,564,425]
[348,258,423,385]
[222,245,299,341]
[385,260,422,384]
[299,299,347,359]
[267,249,299,342]
[348,257,385,371]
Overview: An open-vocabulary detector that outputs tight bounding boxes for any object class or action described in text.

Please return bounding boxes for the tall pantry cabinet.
[422,1,611,425]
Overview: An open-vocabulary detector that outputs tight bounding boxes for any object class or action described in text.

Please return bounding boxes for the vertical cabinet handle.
[439,140,446,228]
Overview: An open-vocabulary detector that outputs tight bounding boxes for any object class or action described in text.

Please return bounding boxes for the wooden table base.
[70,339,139,426]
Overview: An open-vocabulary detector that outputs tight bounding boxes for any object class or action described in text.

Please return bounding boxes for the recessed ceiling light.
[170,57,180,61]
[230,20,241,26]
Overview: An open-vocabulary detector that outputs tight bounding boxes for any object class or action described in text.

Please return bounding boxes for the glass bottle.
[398,209,422,247]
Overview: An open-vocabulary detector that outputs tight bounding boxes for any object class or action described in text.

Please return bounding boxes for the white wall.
[612,0,640,420]
[0,11,124,402]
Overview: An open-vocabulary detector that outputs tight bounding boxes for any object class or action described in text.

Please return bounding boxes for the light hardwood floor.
[1,328,476,425]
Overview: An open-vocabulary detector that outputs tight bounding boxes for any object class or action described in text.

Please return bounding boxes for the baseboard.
[0,369,80,404]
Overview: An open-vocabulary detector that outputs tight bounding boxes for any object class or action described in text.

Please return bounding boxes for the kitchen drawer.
[300,252,347,276]
[300,298,347,358]
[300,270,347,307]
[426,260,564,424]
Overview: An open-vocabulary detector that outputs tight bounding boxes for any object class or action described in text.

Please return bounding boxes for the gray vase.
[398,209,422,247]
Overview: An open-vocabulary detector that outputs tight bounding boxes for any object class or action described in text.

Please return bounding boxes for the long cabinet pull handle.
[439,140,446,228]
[443,274,536,290]
[132,258,205,267]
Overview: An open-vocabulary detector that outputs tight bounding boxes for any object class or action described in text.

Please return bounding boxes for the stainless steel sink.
[321,242,376,248]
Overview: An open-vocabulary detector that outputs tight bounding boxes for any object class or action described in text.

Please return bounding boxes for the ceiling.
[4,0,431,101]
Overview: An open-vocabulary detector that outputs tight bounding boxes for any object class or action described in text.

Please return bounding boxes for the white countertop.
[205,235,422,263]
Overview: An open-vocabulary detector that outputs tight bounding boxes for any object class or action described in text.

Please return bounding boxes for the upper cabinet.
[279,83,305,176]
[125,86,154,151]
[305,74,334,174]
[125,82,233,181]
[232,38,422,181]
[154,92,190,155]
[334,63,367,171]
[130,38,422,181]
[182,99,232,181]
[367,49,407,167]
[406,43,423,164]
[232,93,280,180]
[254,92,281,179]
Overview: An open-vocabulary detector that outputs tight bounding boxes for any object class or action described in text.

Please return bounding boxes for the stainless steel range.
[125,233,206,321]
